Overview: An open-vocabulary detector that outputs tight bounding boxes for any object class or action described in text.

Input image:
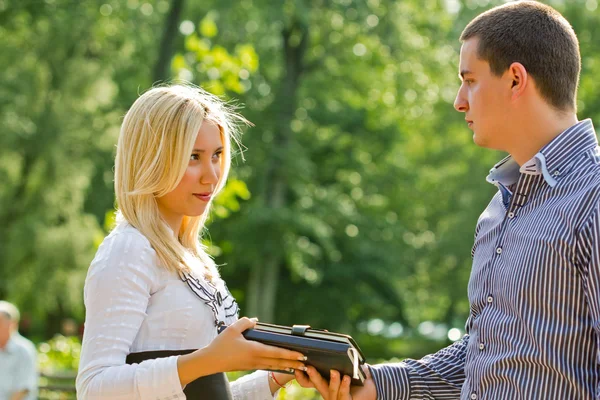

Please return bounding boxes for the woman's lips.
[193,193,212,202]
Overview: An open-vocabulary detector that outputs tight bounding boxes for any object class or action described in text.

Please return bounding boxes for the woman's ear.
[509,62,528,101]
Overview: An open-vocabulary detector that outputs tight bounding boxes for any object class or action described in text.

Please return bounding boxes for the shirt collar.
[1,333,19,354]
[487,119,597,188]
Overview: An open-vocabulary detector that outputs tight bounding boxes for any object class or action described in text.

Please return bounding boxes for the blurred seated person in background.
[0,301,38,400]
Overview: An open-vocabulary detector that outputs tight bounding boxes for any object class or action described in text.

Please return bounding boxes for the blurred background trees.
[1,0,599,392]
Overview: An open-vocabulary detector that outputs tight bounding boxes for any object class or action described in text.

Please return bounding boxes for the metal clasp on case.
[291,325,311,336]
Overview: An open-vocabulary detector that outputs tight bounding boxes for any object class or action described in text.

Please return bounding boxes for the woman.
[76,85,307,399]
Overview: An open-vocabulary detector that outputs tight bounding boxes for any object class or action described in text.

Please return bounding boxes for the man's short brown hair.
[460,1,580,112]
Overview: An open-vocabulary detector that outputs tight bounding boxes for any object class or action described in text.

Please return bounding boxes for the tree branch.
[153,0,185,83]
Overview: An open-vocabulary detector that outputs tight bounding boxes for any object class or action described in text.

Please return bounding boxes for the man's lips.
[193,193,212,201]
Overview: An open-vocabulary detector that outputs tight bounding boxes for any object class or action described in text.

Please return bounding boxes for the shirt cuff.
[369,363,411,400]
[230,370,275,400]
[135,355,186,400]
[256,370,275,399]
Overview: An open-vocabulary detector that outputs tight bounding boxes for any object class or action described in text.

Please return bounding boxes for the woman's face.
[156,120,223,232]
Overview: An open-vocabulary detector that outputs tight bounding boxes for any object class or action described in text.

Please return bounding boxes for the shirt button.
[487,296,493,303]
[553,170,561,176]
[508,212,515,219]
[479,343,485,350]
[471,393,477,400]
[496,247,502,254]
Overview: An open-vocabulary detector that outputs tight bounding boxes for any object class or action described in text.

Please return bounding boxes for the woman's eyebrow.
[192,146,224,152]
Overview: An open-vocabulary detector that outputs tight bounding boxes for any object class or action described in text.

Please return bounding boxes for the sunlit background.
[1,0,599,398]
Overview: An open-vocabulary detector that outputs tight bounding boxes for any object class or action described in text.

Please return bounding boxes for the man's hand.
[9,389,28,400]
[295,365,377,400]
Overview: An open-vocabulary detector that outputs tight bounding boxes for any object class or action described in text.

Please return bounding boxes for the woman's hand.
[207,317,307,372]
[294,365,377,400]
[178,317,307,386]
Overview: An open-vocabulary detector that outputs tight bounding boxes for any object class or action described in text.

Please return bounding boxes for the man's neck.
[507,109,578,166]
[0,336,10,350]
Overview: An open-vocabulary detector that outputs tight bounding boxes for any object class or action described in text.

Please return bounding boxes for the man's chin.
[473,133,490,148]
[473,134,505,153]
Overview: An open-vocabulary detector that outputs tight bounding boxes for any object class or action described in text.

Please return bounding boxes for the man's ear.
[508,62,528,101]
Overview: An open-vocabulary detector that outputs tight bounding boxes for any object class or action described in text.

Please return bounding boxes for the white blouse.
[76,223,276,400]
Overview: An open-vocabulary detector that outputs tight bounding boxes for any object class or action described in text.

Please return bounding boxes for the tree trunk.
[246,20,309,322]
[153,0,185,83]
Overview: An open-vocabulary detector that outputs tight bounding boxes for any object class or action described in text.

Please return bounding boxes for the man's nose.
[454,89,469,113]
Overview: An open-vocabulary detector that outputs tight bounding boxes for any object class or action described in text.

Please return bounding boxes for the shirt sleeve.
[230,370,277,400]
[575,201,600,400]
[75,231,185,400]
[13,341,37,396]
[369,334,468,400]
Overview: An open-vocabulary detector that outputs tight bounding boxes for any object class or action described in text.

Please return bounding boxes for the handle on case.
[347,347,360,380]
[291,325,311,336]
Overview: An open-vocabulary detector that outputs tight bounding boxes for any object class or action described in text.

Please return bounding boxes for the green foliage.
[1,0,599,378]
[181,0,493,333]
[277,382,321,400]
[0,0,170,330]
[211,178,252,219]
[226,371,321,399]
[38,335,81,374]
[172,14,259,95]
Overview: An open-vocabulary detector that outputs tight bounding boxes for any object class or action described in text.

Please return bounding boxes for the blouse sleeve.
[230,370,279,400]
[75,230,186,400]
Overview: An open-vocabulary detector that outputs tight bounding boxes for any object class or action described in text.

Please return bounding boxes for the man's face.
[454,37,512,150]
[0,314,12,349]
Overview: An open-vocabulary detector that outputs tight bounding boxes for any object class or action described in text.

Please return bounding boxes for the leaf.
[200,17,218,38]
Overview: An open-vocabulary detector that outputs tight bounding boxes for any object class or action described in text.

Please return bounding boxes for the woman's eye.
[190,154,200,161]
[212,151,222,161]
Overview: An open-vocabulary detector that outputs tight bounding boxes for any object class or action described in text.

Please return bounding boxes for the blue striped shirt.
[370,119,600,399]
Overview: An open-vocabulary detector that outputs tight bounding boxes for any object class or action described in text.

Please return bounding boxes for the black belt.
[126,349,233,399]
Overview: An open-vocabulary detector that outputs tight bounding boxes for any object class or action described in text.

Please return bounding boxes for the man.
[296,1,600,399]
[0,301,38,400]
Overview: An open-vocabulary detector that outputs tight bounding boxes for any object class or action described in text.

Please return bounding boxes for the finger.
[329,370,340,400]
[295,370,315,388]
[339,375,351,400]
[254,342,306,361]
[230,316,258,333]
[257,358,307,372]
[306,366,330,398]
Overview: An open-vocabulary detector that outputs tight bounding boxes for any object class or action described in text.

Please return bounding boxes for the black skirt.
[126,349,233,400]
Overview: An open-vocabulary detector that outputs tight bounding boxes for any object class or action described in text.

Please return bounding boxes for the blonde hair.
[114,84,246,280]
